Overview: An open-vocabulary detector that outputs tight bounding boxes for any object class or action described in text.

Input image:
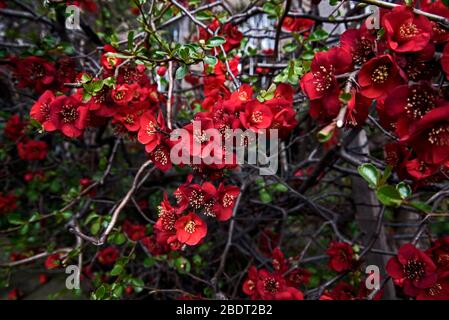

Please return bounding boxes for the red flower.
[149,143,172,172]
[416,275,449,300]
[242,266,259,297]
[382,5,433,53]
[111,84,135,105]
[0,193,17,215]
[384,83,438,127]
[97,246,119,265]
[101,45,122,70]
[138,111,166,153]
[326,241,354,272]
[7,288,19,300]
[400,104,449,165]
[427,236,449,271]
[123,220,146,241]
[300,47,352,120]
[45,253,63,270]
[386,243,437,297]
[17,140,48,161]
[340,28,375,65]
[222,23,243,52]
[30,90,56,131]
[255,269,304,300]
[174,212,207,246]
[286,268,311,287]
[272,247,289,273]
[47,95,88,138]
[4,115,26,141]
[13,56,56,93]
[140,235,168,256]
[358,54,406,99]
[282,17,314,34]
[421,0,449,43]
[202,182,240,221]
[345,90,372,126]
[239,100,273,131]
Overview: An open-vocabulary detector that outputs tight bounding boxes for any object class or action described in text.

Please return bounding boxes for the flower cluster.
[242,248,309,300]
[26,50,164,143]
[152,175,240,249]
[301,4,449,182]
[387,240,449,299]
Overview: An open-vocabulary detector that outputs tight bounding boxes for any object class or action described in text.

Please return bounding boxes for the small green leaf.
[339,92,352,103]
[204,55,218,66]
[396,182,412,200]
[175,65,188,80]
[90,221,101,235]
[95,285,106,299]
[357,163,380,188]
[376,185,403,207]
[259,189,272,203]
[111,264,124,276]
[206,36,226,48]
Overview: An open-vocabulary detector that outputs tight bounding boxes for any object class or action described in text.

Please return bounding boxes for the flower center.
[399,23,419,40]
[153,147,168,165]
[263,277,280,293]
[40,103,51,120]
[222,193,235,207]
[31,63,45,80]
[353,38,373,65]
[61,105,78,123]
[313,65,334,93]
[184,220,196,234]
[114,91,125,101]
[146,121,156,135]
[189,190,204,209]
[405,88,435,120]
[251,111,263,123]
[371,65,389,84]
[124,114,134,124]
[403,259,425,280]
[238,91,248,101]
[428,125,449,146]
[157,207,175,231]
[427,283,443,296]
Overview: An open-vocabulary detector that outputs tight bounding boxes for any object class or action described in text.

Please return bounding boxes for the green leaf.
[95,285,106,299]
[376,185,403,207]
[283,42,297,53]
[204,55,218,66]
[7,213,24,225]
[357,163,380,188]
[111,264,124,276]
[127,31,135,51]
[273,183,288,193]
[339,92,352,103]
[396,182,412,200]
[410,201,432,213]
[175,65,188,80]
[90,221,101,235]
[308,29,329,42]
[259,189,272,204]
[205,36,226,48]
